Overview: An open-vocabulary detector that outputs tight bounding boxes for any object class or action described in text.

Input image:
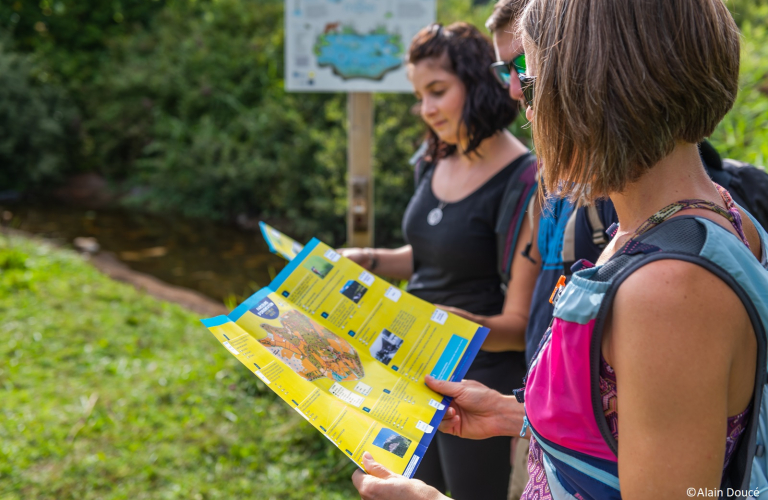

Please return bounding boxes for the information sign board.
[285,0,436,92]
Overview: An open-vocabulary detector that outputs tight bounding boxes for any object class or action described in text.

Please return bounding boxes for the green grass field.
[0,234,358,500]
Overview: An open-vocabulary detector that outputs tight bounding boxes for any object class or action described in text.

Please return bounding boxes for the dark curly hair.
[408,22,519,162]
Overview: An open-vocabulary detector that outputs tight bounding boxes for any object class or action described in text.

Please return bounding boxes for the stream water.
[1,202,288,303]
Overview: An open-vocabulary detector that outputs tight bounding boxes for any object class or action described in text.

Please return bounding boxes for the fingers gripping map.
[285,0,436,92]
[202,235,488,478]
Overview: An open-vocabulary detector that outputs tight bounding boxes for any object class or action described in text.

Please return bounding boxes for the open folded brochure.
[202,237,489,477]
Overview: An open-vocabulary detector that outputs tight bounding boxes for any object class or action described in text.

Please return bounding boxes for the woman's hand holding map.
[353,451,446,500]
[351,376,526,499]
[352,376,525,499]
[425,376,525,440]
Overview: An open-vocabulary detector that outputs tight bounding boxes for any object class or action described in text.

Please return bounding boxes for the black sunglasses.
[519,74,535,108]
[489,53,527,89]
[490,54,535,108]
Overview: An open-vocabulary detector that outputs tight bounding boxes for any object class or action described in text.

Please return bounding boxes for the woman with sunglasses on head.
[352,0,768,499]
[340,21,542,500]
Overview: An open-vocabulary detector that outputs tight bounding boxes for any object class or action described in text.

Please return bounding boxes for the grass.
[0,234,358,500]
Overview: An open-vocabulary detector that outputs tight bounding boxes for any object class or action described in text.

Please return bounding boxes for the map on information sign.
[285,0,436,92]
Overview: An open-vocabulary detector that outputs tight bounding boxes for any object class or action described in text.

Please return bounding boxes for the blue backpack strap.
[587,216,768,496]
[495,153,538,287]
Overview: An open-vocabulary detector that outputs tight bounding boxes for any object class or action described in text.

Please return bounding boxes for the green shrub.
[727,0,768,27]
[0,0,165,85]
[0,37,78,190]
[710,8,768,167]
[79,0,345,243]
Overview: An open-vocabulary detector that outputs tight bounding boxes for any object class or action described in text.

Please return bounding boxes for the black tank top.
[402,153,532,378]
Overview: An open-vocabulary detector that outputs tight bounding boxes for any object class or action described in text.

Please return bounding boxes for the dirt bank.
[2,227,227,317]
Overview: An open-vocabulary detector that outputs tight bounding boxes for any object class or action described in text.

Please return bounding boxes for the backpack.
[522,214,768,499]
[689,140,768,231]
[561,203,609,276]
[413,151,539,290]
[699,142,768,498]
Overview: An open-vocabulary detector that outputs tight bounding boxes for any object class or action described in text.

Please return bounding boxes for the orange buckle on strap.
[549,275,567,304]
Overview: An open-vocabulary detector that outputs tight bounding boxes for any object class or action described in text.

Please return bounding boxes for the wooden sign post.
[284,1,434,248]
[347,92,375,247]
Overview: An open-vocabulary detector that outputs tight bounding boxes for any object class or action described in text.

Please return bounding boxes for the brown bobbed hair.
[408,23,519,162]
[520,0,741,202]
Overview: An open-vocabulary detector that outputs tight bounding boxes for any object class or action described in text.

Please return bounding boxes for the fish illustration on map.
[259,310,365,382]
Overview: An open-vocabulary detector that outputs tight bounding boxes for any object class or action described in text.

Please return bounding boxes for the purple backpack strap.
[496,154,539,287]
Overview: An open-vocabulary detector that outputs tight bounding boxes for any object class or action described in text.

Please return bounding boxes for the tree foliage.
[0,37,78,190]
[0,0,765,245]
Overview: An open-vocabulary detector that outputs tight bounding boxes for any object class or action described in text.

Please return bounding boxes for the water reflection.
[2,203,288,303]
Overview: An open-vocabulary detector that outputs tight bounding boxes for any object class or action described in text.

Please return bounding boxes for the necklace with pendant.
[427,200,448,226]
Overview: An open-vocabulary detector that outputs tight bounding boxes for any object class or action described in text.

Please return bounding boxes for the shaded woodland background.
[1,0,766,246]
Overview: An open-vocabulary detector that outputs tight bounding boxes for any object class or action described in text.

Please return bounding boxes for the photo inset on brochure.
[369,329,404,365]
[372,428,412,458]
[259,309,365,382]
[303,255,333,279]
[340,280,367,303]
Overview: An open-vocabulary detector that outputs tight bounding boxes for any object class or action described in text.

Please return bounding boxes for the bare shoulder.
[609,260,756,497]
[608,258,752,370]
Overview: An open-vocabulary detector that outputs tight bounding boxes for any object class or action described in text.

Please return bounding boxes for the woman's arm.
[440,200,542,352]
[338,245,414,281]
[607,259,756,499]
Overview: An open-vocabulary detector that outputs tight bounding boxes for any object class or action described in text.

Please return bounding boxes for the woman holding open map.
[340,22,541,500]
[352,0,768,499]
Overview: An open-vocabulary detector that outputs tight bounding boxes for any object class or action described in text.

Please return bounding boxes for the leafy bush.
[79,0,343,242]
[0,37,78,190]
[0,0,165,86]
[726,0,768,27]
[710,7,768,167]
[78,0,430,244]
